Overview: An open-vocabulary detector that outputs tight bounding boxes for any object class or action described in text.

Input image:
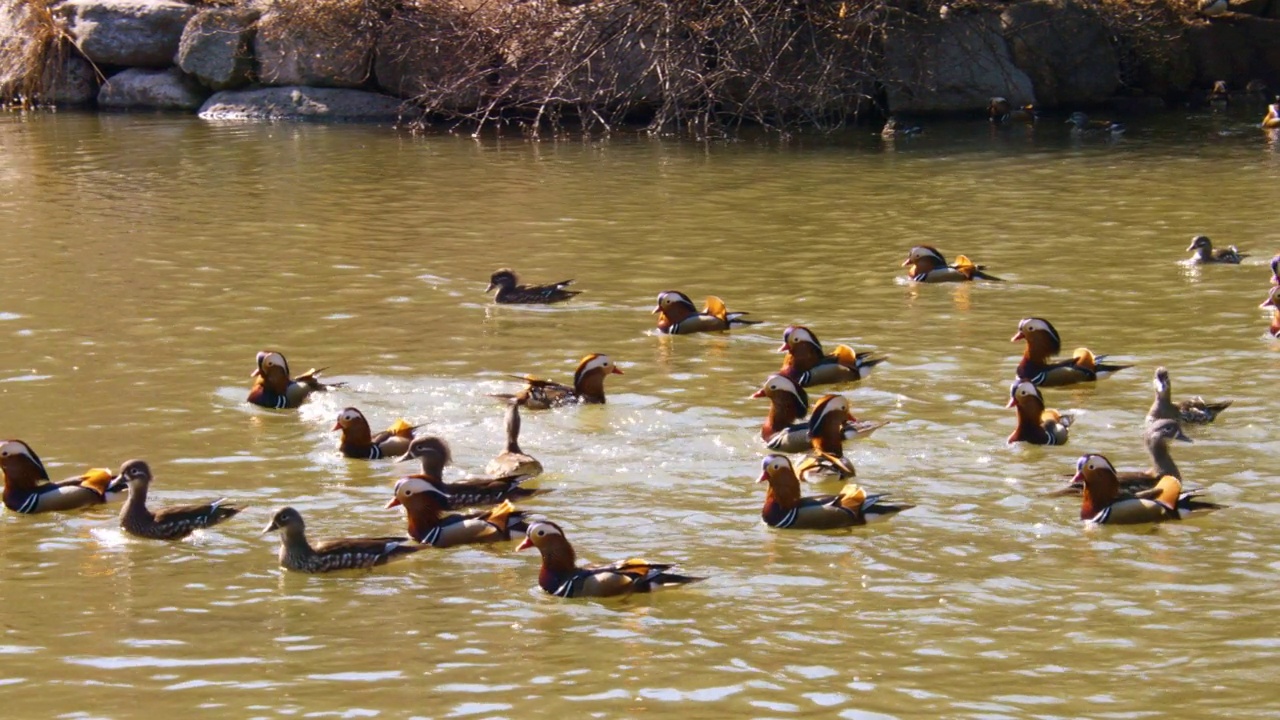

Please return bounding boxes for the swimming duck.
[880,117,922,139]
[793,394,860,483]
[395,436,549,508]
[988,97,1036,123]
[652,291,757,334]
[1146,367,1231,426]
[493,353,623,409]
[263,506,422,573]
[1051,419,1190,497]
[1073,454,1223,525]
[1012,317,1130,387]
[777,325,886,387]
[386,478,528,547]
[484,402,543,478]
[333,408,418,460]
[486,268,579,304]
[1264,100,1280,129]
[516,520,705,598]
[115,460,242,541]
[247,350,343,409]
[1208,80,1230,109]
[0,440,123,514]
[1066,112,1125,135]
[757,454,912,529]
[1007,380,1073,446]
[752,374,886,453]
[1186,235,1246,264]
[1262,286,1280,337]
[902,245,1002,282]
[1270,255,1279,285]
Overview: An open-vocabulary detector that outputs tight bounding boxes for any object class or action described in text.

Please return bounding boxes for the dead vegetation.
[0,0,69,109]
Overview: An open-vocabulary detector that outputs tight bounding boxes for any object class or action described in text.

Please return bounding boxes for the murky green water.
[1,109,1278,718]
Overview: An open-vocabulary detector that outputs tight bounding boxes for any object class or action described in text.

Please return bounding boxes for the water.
[1,109,1278,718]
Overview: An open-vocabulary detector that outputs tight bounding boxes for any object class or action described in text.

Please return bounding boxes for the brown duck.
[777,325,886,387]
[116,460,242,541]
[333,407,418,460]
[484,403,543,478]
[247,350,344,409]
[652,291,757,334]
[517,520,705,598]
[1146,367,1231,426]
[1012,317,1129,387]
[1007,380,1072,446]
[493,353,623,409]
[752,374,886,453]
[902,246,1002,282]
[758,455,912,529]
[793,394,859,483]
[486,268,579,304]
[1074,454,1223,525]
[1050,419,1189,497]
[386,478,528,547]
[395,435,550,508]
[263,506,422,573]
[1,439,123,514]
[1186,235,1246,264]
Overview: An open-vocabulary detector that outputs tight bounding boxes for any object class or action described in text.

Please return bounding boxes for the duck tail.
[297,368,345,391]
[1177,490,1226,515]
[726,312,760,327]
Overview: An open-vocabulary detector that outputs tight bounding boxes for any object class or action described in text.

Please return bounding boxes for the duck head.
[1072,454,1120,518]
[752,374,809,430]
[1187,235,1213,254]
[573,354,622,397]
[1269,254,1279,282]
[487,268,518,294]
[114,459,153,487]
[252,350,293,392]
[778,325,823,354]
[1147,418,1191,446]
[902,245,947,272]
[394,436,451,477]
[1011,317,1062,358]
[263,506,305,535]
[515,520,570,555]
[758,454,802,507]
[807,394,853,452]
[333,407,371,435]
[0,439,49,485]
[652,291,698,328]
[989,96,1010,119]
[1066,111,1089,128]
[387,476,448,538]
[1152,367,1172,398]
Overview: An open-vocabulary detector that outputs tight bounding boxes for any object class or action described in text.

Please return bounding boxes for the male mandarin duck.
[486,268,580,304]
[1262,286,1280,337]
[493,353,622,409]
[263,507,422,573]
[395,435,549,508]
[652,291,757,334]
[1146,367,1231,426]
[1186,235,1246,264]
[247,350,343,409]
[115,460,242,540]
[777,325,886,387]
[1051,419,1189,497]
[902,245,1002,283]
[1012,317,1129,387]
[333,408,418,460]
[880,117,922,139]
[988,97,1037,123]
[1262,99,1280,129]
[1007,380,1073,446]
[485,402,543,478]
[1066,111,1125,135]
[1,440,123,514]
[794,394,860,483]
[757,455,912,529]
[386,478,528,547]
[752,374,886,453]
[517,520,705,598]
[1073,454,1223,525]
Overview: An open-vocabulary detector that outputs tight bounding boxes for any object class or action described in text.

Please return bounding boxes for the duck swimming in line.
[493,354,623,409]
[757,455,912,530]
[486,268,579,304]
[1073,454,1223,525]
[652,291,757,334]
[1007,380,1073,446]
[752,374,886,453]
[1012,317,1129,387]
[247,350,344,409]
[1186,235,1246,264]
[333,408,419,460]
[1,440,123,514]
[263,507,422,573]
[395,435,550,509]
[517,520,705,598]
[1146,367,1231,426]
[902,245,1002,283]
[778,325,886,387]
[115,460,242,541]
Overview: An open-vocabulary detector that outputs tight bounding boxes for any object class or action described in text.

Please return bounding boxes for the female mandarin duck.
[1066,111,1125,135]
[752,374,886,453]
[1,440,123,514]
[988,97,1037,123]
[486,268,579,304]
[793,394,860,483]
[494,354,622,409]
[1186,235,1246,264]
[1007,380,1073,445]
[652,291,757,334]
[263,507,422,573]
[386,478,528,547]
[1263,100,1280,129]
[1073,454,1223,525]
[1146,367,1231,426]
[115,460,242,540]
[1263,286,1280,337]
[1012,317,1129,386]
[902,246,1002,282]
[778,325,886,387]
[485,403,543,478]
[247,350,343,409]
[333,408,418,460]
[757,455,912,529]
[1052,419,1189,497]
[395,436,549,508]
[517,520,705,598]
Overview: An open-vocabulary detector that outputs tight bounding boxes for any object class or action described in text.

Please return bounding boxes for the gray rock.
[42,52,98,106]
[1186,17,1280,86]
[255,4,375,88]
[98,67,209,110]
[58,0,197,68]
[1001,0,1119,108]
[177,8,260,90]
[198,86,404,121]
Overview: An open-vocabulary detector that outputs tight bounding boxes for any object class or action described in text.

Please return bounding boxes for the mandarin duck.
[1208,80,1230,109]
[1051,419,1189,497]
[395,436,549,508]
[794,394,860,483]
[757,455,912,530]
[880,117,921,139]
[1269,255,1279,285]
[115,460,242,541]
[1146,367,1231,426]
[247,350,343,409]
[1066,112,1125,135]
[752,374,886,453]
[486,268,580,304]
[263,507,422,573]
[652,291,758,334]
[333,408,418,460]
[902,245,1002,283]
[1186,235,1246,264]
[386,478,528,548]
[777,325,886,387]
[988,97,1037,123]
[1264,100,1280,129]
[485,402,543,478]
[493,354,622,409]
[1262,286,1280,337]
[1012,317,1129,387]
[1007,380,1073,446]
[517,520,705,598]
[1,440,124,514]
[1073,454,1223,525]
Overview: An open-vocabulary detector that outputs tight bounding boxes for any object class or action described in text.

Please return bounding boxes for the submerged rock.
[98,67,209,110]
[59,0,197,68]
[177,8,260,91]
[198,86,404,121]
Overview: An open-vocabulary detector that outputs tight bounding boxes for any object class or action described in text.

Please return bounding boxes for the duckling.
[794,394,859,483]
[386,478,528,547]
[1073,454,1223,525]
[757,455,912,530]
[777,325,886,387]
[902,245,1002,282]
[517,521,705,598]
[1263,99,1280,129]
[396,435,549,508]
[115,460,242,541]
[263,507,422,573]
[652,291,758,334]
[0,440,124,514]
[1051,419,1190,497]
[1146,367,1231,426]
[1066,112,1125,136]
[1007,380,1073,446]
[988,97,1036,123]
[486,268,579,304]
[1012,317,1130,387]
[752,374,886,453]
[880,117,922,139]
[484,402,543,477]
[493,353,622,409]
[247,350,344,409]
[1186,235,1247,264]
[1261,286,1280,337]
[333,407,418,460]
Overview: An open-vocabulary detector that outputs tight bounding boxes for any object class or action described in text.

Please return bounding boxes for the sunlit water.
[1,109,1278,718]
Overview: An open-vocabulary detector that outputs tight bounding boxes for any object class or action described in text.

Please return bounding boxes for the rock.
[58,0,197,68]
[255,1,376,88]
[1186,17,1280,87]
[373,1,486,109]
[198,86,404,121]
[1001,0,1118,108]
[177,8,260,91]
[1228,0,1270,15]
[98,67,208,110]
[42,52,98,106]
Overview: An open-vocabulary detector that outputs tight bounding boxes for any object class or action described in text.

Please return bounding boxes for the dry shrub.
[257,0,389,86]
[0,0,68,108]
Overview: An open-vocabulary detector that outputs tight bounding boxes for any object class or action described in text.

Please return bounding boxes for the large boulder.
[1186,17,1280,86]
[198,86,404,121]
[42,52,98,106]
[58,0,197,68]
[177,7,260,91]
[1000,0,1119,108]
[254,0,377,88]
[98,67,208,110]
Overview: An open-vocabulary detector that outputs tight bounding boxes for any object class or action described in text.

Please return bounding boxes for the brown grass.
[0,0,67,108]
